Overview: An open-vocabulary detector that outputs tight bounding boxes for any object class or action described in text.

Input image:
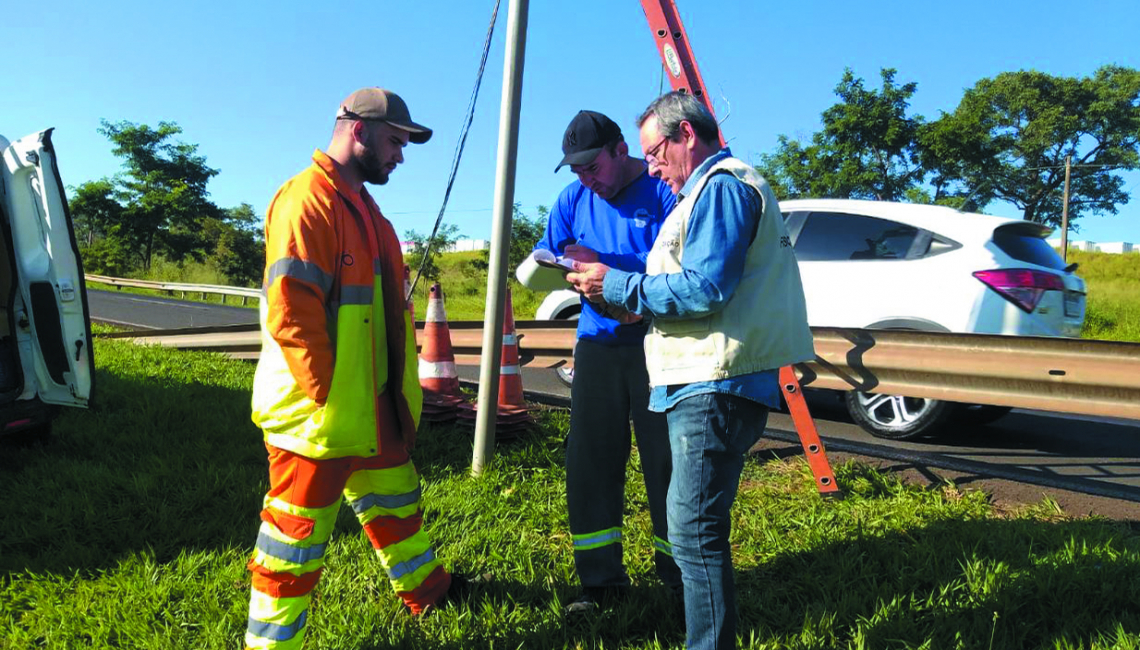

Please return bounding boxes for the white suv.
[535,198,1086,439]
[0,129,94,440]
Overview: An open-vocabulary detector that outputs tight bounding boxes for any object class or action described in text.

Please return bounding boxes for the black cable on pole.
[409,0,502,299]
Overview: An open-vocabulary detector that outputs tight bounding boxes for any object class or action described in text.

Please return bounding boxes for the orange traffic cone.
[418,283,466,423]
[458,287,533,435]
[459,288,533,437]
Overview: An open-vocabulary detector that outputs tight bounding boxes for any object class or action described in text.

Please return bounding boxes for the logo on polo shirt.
[633,208,650,228]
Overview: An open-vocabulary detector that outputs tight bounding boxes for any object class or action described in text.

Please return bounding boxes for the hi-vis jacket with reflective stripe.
[251,150,423,459]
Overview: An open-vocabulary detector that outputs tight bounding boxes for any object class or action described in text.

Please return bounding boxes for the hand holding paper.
[565,260,609,303]
[516,250,574,291]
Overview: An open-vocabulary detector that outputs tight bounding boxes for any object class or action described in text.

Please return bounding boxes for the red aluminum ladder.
[639,0,841,498]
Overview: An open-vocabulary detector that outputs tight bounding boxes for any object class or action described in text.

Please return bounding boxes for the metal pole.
[1061,155,1072,263]
[473,0,529,475]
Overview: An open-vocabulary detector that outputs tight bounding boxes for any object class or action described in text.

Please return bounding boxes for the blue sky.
[6,0,1138,245]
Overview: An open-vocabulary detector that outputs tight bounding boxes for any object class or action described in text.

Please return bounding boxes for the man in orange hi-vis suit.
[244,87,473,650]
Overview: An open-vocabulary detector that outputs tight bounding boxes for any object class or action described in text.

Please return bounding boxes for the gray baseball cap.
[337,87,432,144]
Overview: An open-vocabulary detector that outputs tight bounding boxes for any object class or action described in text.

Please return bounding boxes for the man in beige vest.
[566,91,814,650]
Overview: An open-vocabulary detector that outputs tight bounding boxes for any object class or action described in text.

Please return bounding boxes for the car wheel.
[844,390,953,440]
[954,404,1013,426]
[555,362,574,387]
[553,309,580,388]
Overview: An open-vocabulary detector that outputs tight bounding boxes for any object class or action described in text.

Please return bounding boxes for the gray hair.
[636,91,720,145]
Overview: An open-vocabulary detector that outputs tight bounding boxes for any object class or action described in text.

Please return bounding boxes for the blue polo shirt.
[536,170,675,346]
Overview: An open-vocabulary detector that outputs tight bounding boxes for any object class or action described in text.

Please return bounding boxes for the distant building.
[1047,239,1136,254]
[449,239,490,253]
[399,238,490,255]
[1099,242,1134,254]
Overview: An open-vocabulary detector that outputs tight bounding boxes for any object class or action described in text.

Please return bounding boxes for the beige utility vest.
[643,157,815,386]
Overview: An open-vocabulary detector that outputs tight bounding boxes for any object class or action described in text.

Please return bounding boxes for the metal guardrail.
[102,321,1140,421]
[86,274,261,304]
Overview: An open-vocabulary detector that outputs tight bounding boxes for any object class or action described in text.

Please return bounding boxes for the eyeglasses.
[644,136,671,166]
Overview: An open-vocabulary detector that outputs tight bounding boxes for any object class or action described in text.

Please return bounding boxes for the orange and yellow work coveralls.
[244,150,447,650]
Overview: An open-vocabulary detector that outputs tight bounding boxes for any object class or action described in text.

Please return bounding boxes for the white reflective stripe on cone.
[426,300,448,322]
[419,359,458,378]
[500,365,521,375]
[502,334,518,345]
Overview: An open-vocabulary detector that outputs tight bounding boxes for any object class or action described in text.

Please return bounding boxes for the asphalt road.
[90,289,259,330]
[89,289,1140,518]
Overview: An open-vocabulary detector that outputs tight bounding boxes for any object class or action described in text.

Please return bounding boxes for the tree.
[404,223,463,282]
[213,227,264,287]
[69,180,123,246]
[756,68,926,201]
[920,66,1140,227]
[471,203,548,276]
[76,225,134,276]
[203,203,265,286]
[97,120,221,268]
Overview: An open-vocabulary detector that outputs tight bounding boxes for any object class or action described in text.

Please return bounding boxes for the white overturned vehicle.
[0,129,94,440]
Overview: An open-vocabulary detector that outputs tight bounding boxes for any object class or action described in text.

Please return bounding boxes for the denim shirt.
[602,150,780,412]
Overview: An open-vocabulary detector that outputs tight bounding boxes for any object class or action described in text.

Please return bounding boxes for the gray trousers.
[566,338,682,589]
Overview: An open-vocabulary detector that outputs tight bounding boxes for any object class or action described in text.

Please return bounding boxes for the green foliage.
[471,202,549,276]
[757,65,1140,230]
[757,68,926,201]
[71,121,264,286]
[69,179,123,247]
[76,225,134,276]
[5,340,1140,648]
[921,66,1140,226]
[404,250,544,321]
[96,120,222,269]
[404,223,463,283]
[200,203,264,287]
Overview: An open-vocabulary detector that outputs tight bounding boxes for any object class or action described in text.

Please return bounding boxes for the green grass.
[4,336,1140,648]
[404,250,546,321]
[1067,250,1140,343]
[86,251,547,319]
[86,281,259,310]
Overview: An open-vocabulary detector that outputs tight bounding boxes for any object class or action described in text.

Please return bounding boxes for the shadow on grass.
[0,366,267,577]
[731,487,1140,648]
[0,355,566,582]
[331,506,1140,650]
[5,350,1140,648]
[353,471,1140,649]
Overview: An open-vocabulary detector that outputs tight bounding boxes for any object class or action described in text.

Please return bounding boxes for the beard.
[359,145,391,185]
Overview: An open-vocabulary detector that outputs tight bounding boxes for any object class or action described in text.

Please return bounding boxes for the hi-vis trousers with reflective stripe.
[245,445,450,650]
[566,340,682,590]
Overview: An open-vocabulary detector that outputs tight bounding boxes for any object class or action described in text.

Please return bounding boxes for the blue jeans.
[666,392,768,650]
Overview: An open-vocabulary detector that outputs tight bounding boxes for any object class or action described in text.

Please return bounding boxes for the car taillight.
[973,269,1065,313]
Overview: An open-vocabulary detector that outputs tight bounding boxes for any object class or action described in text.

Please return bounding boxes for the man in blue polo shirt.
[535,110,681,613]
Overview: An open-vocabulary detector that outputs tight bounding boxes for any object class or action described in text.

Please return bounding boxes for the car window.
[992,228,1067,270]
[793,212,919,261]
